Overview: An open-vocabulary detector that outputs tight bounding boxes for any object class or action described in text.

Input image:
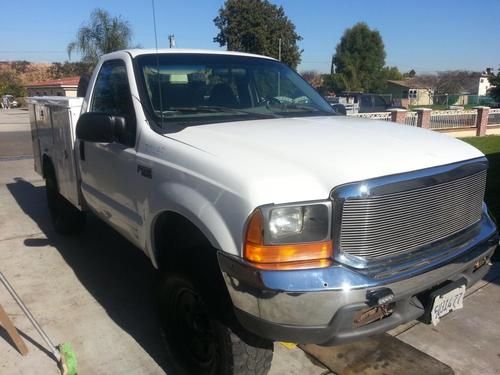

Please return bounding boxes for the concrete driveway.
[0,109,499,374]
[0,109,327,374]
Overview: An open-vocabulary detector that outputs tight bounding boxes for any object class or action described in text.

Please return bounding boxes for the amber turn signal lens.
[244,209,333,269]
[249,258,332,270]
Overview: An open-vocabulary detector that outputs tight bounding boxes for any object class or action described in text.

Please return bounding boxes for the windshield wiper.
[258,98,334,116]
[159,106,281,118]
[279,103,335,116]
[264,101,335,116]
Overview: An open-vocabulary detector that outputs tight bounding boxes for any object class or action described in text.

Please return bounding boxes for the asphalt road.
[0,131,33,158]
[0,109,33,158]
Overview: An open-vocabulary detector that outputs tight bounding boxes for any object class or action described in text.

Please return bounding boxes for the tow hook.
[473,257,490,272]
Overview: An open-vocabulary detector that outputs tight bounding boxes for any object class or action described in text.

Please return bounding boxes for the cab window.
[91,60,134,118]
[90,59,136,145]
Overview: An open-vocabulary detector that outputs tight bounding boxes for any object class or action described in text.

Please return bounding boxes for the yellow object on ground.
[279,342,297,350]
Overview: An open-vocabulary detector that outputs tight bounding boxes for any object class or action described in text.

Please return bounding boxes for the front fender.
[145,181,248,267]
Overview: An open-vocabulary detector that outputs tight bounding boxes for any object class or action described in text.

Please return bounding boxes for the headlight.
[267,204,329,244]
[244,201,333,269]
[269,207,304,239]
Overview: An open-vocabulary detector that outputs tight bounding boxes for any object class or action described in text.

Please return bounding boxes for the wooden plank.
[0,304,29,356]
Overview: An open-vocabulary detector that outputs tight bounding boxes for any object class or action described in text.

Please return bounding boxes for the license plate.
[430,285,465,326]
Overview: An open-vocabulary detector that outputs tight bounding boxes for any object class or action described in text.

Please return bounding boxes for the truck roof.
[118,48,277,61]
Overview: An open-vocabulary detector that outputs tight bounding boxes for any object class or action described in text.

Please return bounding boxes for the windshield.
[135,53,336,128]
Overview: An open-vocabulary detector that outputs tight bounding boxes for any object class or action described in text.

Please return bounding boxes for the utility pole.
[277,38,282,97]
[168,34,176,48]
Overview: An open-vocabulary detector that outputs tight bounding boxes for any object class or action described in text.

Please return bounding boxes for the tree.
[488,72,500,102]
[409,74,438,89]
[0,69,26,97]
[300,70,323,88]
[377,66,403,91]
[214,0,303,68]
[434,70,480,95]
[320,73,336,95]
[331,23,386,92]
[10,60,31,74]
[403,69,416,78]
[67,8,134,66]
[382,66,403,81]
[49,62,93,79]
[16,63,54,85]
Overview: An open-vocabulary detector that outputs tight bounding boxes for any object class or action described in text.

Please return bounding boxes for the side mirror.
[76,113,127,143]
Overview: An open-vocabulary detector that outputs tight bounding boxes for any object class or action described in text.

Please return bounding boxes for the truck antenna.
[151,0,164,129]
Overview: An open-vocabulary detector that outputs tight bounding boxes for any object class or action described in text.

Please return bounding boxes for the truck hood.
[165,116,484,204]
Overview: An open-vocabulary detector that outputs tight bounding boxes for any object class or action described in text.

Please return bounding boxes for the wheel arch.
[146,182,242,269]
[151,210,218,270]
[151,209,237,322]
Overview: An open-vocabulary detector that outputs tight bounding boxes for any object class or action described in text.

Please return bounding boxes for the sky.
[1,0,499,74]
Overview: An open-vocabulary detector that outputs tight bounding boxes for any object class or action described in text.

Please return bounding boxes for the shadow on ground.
[0,325,54,359]
[6,178,168,372]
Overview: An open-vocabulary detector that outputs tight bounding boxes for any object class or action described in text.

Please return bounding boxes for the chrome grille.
[339,170,486,259]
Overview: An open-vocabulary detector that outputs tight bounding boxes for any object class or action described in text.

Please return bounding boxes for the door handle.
[79,140,85,161]
[137,165,152,179]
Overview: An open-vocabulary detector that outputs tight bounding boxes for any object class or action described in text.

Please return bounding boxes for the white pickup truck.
[29,49,498,375]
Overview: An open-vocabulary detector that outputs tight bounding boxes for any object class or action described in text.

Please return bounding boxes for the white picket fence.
[405,112,418,126]
[347,112,391,121]
[347,110,429,127]
[347,108,500,131]
[488,108,500,126]
[429,110,477,130]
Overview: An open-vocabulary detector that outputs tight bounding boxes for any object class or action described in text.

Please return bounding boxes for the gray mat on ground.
[300,333,453,374]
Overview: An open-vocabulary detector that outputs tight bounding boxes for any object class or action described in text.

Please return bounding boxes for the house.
[25,76,80,97]
[387,80,434,107]
[444,71,492,105]
[478,70,494,96]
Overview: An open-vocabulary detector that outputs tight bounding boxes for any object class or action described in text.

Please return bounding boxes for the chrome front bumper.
[218,211,498,345]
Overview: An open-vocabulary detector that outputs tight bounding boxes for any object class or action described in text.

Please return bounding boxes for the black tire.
[158,273,273,375]
[45,165,86,235]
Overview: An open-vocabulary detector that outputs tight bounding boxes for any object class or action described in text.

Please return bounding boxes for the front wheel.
[158,273,273,375]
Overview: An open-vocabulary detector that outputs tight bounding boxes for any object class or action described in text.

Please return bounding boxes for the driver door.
[79,59,140,242]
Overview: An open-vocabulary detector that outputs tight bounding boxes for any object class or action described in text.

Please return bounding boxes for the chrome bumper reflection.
[218,211,497,327]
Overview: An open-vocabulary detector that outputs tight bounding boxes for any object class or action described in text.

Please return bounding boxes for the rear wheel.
[45,164,85,235]
[158,273,273,375]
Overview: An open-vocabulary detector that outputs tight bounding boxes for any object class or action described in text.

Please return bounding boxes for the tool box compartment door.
[50,100,83,208]
[28,103,42,175]
[28,97,83,209]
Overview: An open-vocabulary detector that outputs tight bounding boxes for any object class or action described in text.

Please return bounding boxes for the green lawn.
[463,136,500,221]
[463,135,500,259]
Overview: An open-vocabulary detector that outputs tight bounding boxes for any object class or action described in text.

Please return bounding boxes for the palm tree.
[67,8,133,66]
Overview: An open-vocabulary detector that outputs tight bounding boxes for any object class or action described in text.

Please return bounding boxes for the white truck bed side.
[28,96,84,209]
